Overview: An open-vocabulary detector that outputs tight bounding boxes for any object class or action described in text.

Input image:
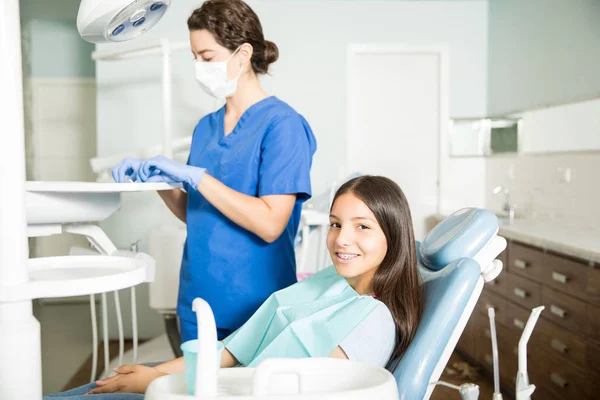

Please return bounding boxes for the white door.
[347,45,447,241]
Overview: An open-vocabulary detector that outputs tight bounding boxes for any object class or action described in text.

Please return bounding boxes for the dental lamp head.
[77,0,171,43]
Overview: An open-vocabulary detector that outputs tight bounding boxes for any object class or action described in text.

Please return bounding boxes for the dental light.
[77,0,171,43]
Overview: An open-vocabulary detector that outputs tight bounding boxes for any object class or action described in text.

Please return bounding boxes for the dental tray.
[25,181,182,225]
[0,255,150,302]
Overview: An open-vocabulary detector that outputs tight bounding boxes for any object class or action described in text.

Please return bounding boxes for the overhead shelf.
[0,255,153,302]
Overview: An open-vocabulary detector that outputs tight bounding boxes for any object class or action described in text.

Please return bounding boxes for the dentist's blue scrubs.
[178,96,317,341]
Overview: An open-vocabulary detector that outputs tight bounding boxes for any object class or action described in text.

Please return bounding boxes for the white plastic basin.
[25,181,181,225]
[0,255,152,302]
[145,358,399,400]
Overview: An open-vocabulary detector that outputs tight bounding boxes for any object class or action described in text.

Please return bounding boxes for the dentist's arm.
[139,156,296,243]
[157,189,188,223]
[197,174,296,243]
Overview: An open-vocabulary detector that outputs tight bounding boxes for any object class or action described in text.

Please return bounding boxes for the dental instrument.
[488,308,502,400]
[515,306,544,400]
[430,381,480,400]
[431,304,544,400]
[429,306,503,400]
[69,244,136,380]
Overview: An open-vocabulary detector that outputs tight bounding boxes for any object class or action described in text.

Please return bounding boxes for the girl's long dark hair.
[332,176,423,372]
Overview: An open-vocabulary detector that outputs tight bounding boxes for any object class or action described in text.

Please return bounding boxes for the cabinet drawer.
[487,269,509,297]
[508,242,544,281]
[588,370,600,400]
[587,340,600,378]
[477,290,508,326]
[587,267,600,303]
[540,251,589,302]
[587,304,600,342]
[478,331,521,391]
[529,350,591,400]
[506,301,535,333]
[481,318,520,353]
[457,311,480,360]
[541,287,587,333]
[505,273,542,310]
[532,317,586,369]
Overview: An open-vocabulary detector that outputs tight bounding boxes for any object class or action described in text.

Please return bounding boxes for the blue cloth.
[223,266,379,367]
[178,96,317,335]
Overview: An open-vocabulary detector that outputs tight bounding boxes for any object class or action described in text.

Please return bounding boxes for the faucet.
[493,186,516,222]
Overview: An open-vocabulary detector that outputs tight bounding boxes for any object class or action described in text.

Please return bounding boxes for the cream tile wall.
[485,152,600,228]
[29,78,97,260]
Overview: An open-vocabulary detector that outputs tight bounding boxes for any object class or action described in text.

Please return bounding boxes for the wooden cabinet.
[457,240,600,399]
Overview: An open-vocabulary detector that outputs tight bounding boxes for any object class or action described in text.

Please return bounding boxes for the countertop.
[497,218,600,265]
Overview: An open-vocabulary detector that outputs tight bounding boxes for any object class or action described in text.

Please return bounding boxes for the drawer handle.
[513,347,518,356]
[550,305,567,319]
[552,271,568,284]
[514,259,529,269]
[484,328,491,338]
[513,318,525,329]
[489,280,497,286]
[484,354,493,365]
[484,302,496,311]
[551,339,568,354]
[551,373,568,388]
[513,287,528,299]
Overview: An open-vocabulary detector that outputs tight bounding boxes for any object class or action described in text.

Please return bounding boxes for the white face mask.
[195,47,245,98]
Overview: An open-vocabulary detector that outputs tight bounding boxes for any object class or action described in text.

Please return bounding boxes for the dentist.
[113,0,317,342]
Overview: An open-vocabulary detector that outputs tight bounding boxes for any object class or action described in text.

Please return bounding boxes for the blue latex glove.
[137,155,206,189]
[112,157,144,183]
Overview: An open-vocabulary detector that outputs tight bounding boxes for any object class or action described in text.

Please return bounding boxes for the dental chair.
[394,208,506,400]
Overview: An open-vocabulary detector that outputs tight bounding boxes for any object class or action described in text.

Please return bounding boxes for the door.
[347,44,447,241]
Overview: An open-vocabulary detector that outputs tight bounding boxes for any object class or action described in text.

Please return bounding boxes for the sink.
[145,358,399,399]
[495,210,523,223]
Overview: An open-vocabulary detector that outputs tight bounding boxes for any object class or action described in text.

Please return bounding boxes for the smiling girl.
[46,175,423,398]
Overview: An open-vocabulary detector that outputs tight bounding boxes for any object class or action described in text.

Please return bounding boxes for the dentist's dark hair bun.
[188,0,278,75]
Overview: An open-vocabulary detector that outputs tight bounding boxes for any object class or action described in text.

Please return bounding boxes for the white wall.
[95,1,488,335]
[488,0,600,115]
[485,0,600,228]
[520,98,600,154]
[29,19,95,78]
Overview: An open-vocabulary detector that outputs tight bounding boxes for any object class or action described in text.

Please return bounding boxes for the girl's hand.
[86,365,166,394]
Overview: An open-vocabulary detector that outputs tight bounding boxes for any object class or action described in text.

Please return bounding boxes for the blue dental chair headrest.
[419,208,498,271]
[394,207,502,400]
